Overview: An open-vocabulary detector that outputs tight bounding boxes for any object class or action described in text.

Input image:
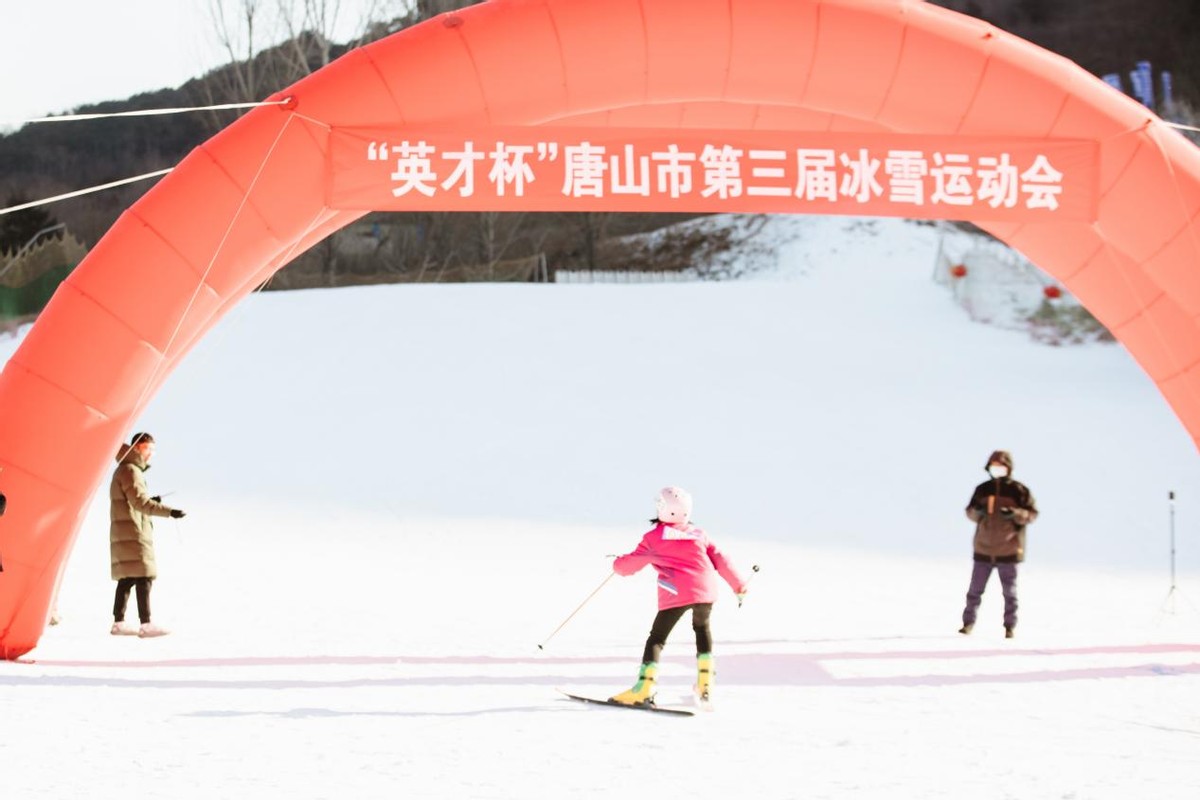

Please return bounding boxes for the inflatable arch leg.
[2,0,1198,658]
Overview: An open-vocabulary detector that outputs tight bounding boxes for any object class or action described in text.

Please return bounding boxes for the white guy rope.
[7,99,293,126]
[0,169,173,216]
[0,98,300,215]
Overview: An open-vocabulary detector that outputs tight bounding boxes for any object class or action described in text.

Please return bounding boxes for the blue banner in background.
[1130,60,1156,107]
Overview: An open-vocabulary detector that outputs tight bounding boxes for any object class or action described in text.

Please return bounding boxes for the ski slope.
[1,215,1198,799]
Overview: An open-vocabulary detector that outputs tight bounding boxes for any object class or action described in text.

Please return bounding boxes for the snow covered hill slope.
[25,213,1185,571]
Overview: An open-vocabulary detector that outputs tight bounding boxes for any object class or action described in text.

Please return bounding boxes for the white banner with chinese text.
[328,127,1097,222]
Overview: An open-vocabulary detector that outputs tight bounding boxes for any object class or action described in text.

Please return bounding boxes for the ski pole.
[537,572,615,651]
[738,564,761,608]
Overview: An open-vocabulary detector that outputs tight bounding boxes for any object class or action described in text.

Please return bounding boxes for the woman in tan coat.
[109,432,185,638]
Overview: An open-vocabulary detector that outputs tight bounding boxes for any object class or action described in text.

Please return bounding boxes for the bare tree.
[416,0,480,19]
[204,0,408,106]
[475,211,529,274]
[574,212,612,270]
[206,0,272,104]
[275,0,407,75]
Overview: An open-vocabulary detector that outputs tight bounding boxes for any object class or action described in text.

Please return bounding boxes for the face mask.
[987,465,1009,479]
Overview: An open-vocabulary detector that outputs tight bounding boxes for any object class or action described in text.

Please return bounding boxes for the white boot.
[138,622,170,638]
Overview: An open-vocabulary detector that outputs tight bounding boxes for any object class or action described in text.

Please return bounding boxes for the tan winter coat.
[109,446,175,580]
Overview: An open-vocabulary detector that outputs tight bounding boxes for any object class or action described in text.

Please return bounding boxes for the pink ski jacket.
[613,522,746,610]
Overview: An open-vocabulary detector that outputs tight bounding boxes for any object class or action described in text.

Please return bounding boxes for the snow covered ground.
[2,215,1199,799]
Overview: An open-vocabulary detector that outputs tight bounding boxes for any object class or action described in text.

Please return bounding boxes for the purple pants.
[961,561,1018,629]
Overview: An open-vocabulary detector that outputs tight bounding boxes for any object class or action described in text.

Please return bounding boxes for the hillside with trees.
[935,0,1200,104]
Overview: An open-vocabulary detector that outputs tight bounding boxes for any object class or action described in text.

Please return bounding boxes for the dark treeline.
[1,0,1195,285]
[935,0,1200,104]
[0,1,695,283]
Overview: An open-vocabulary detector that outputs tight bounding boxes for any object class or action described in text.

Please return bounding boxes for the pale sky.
[1,1,395,126]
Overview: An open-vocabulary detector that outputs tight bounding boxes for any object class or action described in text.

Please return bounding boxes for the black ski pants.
[113,577,153,624]
[641,603,713,664]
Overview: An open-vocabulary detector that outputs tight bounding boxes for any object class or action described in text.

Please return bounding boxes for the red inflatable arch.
[2,0,1198,658]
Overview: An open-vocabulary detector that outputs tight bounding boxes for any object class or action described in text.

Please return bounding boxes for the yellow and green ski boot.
[610,662,658,706]
[695,653,715,707]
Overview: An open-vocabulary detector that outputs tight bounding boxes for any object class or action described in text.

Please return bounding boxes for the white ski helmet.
[655,486,693,524]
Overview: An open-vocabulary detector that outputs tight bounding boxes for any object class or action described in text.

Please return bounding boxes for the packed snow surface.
[2,216,1198,799]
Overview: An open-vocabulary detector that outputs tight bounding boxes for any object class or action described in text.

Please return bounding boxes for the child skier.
[609,486,748,707]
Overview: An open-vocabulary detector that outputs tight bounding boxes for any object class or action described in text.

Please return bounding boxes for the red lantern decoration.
[950,264,967,278]
[1044,285,1063,299]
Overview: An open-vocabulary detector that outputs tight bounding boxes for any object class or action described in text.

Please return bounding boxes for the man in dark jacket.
[959,450,1038,638]
[109,432,186,638]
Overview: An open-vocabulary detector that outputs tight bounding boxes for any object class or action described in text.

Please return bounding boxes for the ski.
[557,689,696,717]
